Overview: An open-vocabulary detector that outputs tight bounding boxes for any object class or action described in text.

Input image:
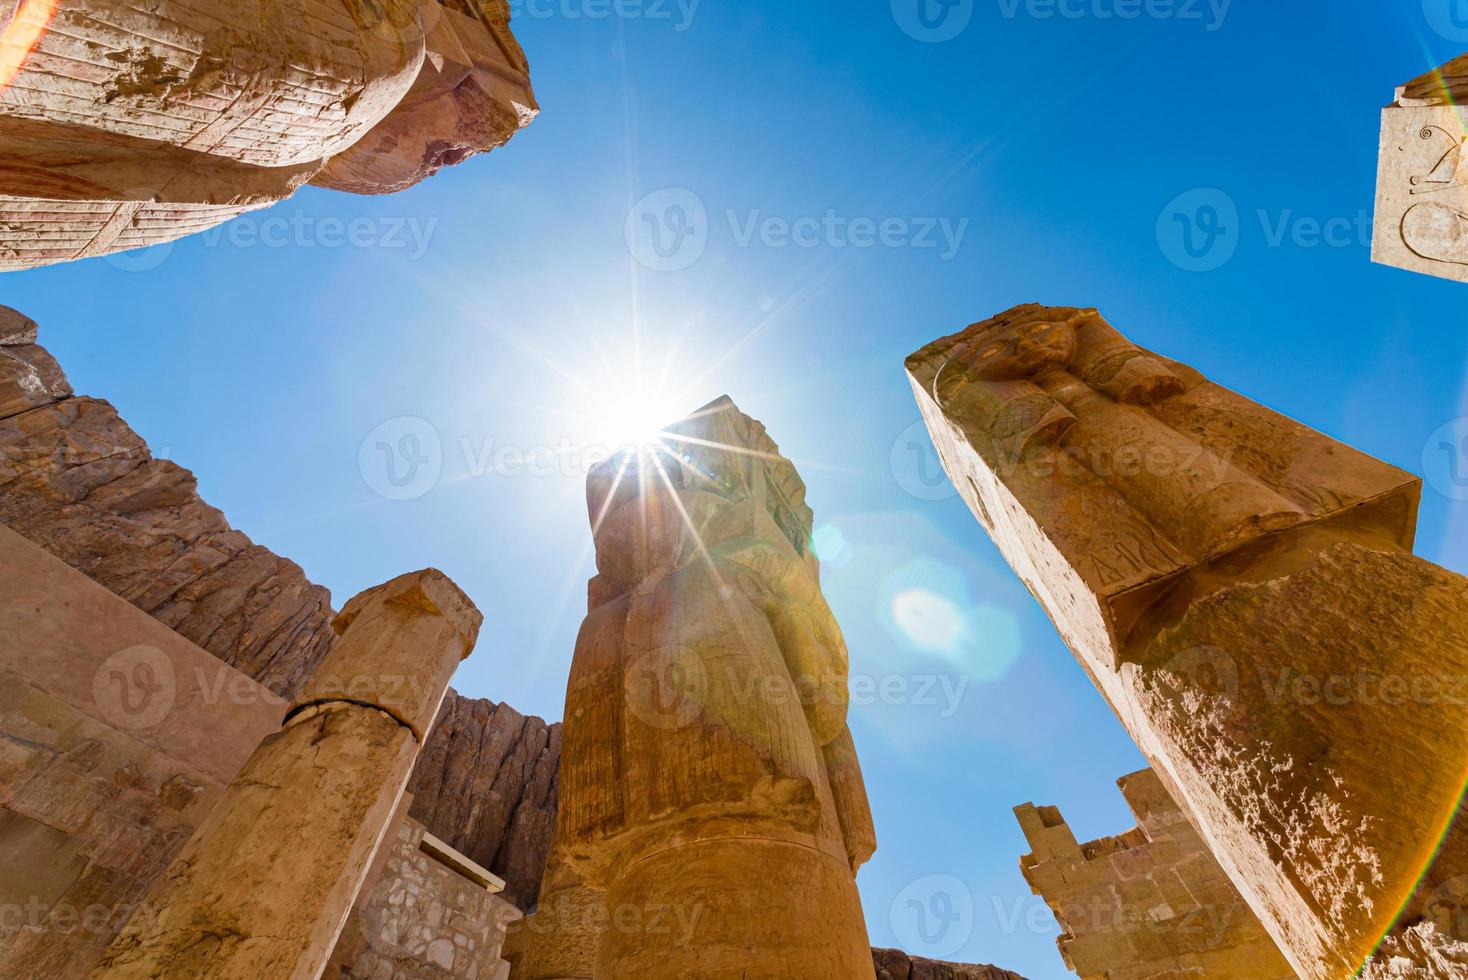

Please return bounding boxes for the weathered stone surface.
[0,317,70,421]
[0,331,335,699]
[326,812,521,980]
[908,303,1468,979]
[408,691,561,911]
[313,0,537,195]
[0,0,535,270]
[872,948,1027,980]
[538,396,878,979]
[95,569,482,980]
[0,523,283,979]
[1015,768,1291,979]
[1373,54,1468,283]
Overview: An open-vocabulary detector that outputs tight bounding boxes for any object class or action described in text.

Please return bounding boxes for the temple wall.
[0,523,284,978]
[1015,769,1292,979]
[330,814,521,980]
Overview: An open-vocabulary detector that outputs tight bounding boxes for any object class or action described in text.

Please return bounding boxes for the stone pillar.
[1373,53,1468,283]
[534,396,877,980]
[0,0,535,270]
[93,569,482,980]
[907,304,1468,979]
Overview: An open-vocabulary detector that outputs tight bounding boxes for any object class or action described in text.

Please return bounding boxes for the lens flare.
[0,0,58,92]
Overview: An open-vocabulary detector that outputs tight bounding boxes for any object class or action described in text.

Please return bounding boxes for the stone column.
[907,304,1468,979]
[93,569,482,980]
[1373,53,1468,283]
[535,396,877,980]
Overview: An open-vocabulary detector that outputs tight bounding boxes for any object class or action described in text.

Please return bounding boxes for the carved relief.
[541,396,876,980]
[1373,54,1468,281]
[0,0,536,269]
[910,303,1418,666]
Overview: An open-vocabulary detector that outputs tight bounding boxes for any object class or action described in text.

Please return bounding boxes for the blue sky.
[7,1,1468,975]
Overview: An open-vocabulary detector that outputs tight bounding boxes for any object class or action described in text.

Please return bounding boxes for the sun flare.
[585,380,689,454]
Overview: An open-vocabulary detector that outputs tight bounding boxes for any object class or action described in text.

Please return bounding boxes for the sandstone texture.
[535,396,879,979]
[872,948,1027,980]
[0,524,282,979]
[908,303,1468,979]
[326,812,521,980]
[96,569,483,980]
[0,310,564,917]
[1015,768,1291,978]
[0,312,336,698]
[0,0,536,270]
[407,692,561,911]
[1373,53,1468,283]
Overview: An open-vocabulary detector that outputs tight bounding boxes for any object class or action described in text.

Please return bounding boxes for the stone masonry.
[329,814,522,980]
[0,0,536,269]
[1373,53,1468,283]
[1015,769,1291,978]
[908,303,1468,978]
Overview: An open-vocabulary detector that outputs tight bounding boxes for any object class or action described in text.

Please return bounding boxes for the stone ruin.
[1374,53,1468,282]
[1016,768,1291,978]
[0,0,536,269]
[0,306,1026,979]
[908,302,1468,979]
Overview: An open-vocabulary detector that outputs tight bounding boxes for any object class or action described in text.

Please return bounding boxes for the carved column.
[1373,53,1468,283]
[907,304,1468,979]
[94,568,482,980]
[533,397,877,980]
[0,0,535,269]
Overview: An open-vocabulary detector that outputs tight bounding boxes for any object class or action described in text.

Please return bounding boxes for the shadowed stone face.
[958,317,1078,381]
[909,304,1468,980]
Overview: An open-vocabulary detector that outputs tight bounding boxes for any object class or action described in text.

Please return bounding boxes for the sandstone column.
[0,0,535,269]
[93,568,483,980]
[531,396,877,980]
[907,304,1468,979]
[1373,53,1468,283]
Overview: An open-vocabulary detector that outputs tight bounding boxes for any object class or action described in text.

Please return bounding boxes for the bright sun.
[588,382,688,453]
